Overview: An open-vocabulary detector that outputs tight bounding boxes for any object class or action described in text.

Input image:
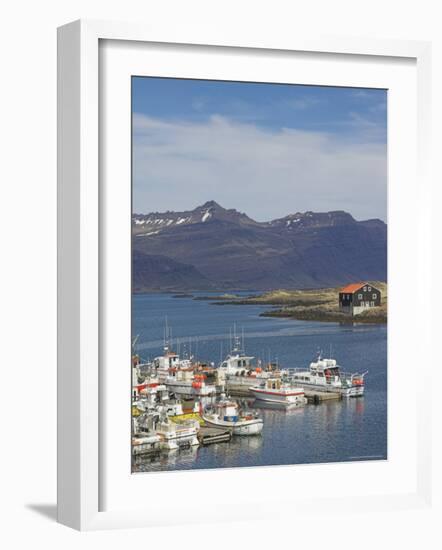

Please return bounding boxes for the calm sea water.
[132,292,387,473]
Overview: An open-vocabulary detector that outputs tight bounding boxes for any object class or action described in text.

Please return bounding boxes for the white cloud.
[133,113,387,221]
[284,96,322,110]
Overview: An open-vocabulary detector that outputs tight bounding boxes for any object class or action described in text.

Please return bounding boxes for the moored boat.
[202,395,263,435]
[250,377,307,406]
[289,353,367,397]
[136,409,200,450]
[153,345,217,397]
[155,417,200,450]
[218,331,287,392]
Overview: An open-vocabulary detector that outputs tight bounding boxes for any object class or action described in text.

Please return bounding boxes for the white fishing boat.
[132,382,169,418]
[155,417,200,450]
[163,398,200,417]
[218,331,287,391]
[153,345,217,397]
[250,377,307,406]
[202,395,263,435]
[289,353,367,397]
[136,409,200,450]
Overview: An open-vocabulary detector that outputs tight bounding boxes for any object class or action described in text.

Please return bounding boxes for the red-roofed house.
[339,282,381,315]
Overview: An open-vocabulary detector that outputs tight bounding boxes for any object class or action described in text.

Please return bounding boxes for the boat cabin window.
[325,367,339,376]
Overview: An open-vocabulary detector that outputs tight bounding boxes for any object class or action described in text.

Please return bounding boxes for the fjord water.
[132,292,387,473]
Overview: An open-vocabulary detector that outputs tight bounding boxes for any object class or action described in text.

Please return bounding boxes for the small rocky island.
[205,281,388,324]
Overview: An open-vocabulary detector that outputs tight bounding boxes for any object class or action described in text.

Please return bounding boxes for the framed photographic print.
[57,20,433,530]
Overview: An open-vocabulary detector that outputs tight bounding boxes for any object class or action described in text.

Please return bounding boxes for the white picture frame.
[57,19,433,531]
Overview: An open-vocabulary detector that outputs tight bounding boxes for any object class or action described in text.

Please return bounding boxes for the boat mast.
[164,316,170,352]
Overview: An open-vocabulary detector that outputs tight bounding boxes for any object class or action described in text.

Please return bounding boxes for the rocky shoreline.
[196,283,388,325]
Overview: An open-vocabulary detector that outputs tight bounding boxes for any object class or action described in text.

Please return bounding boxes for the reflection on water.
[133,445,200,471]
[132,293,387,472]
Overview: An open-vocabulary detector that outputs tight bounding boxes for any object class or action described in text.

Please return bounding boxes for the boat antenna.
[242,327,245,352]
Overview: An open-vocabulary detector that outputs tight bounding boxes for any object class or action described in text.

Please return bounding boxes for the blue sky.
[132,77,387,221]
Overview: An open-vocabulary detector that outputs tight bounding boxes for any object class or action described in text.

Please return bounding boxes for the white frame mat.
[57,19,433,531]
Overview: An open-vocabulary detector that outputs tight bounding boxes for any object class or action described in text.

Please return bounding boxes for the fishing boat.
[202,395,263,435]
[153,345,217,397]
[218,330,287,391]
[250,377,307,406]
[132,337,166,400]
[155,417,200,450]
[132,382,169,419]
[289,353,367,397]
[136,409,200,450]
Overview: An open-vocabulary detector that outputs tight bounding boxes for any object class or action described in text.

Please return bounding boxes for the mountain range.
[132,201,387,292]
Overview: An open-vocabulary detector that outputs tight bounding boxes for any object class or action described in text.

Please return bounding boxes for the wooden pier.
[198,425,232,445]
[304,390,341,404]
[226,384,254,397]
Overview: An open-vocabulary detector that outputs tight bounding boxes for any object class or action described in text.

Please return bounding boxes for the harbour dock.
[225,384,253,397]
[227,384,342,403]
[198,425,232,445]
[304,390,341,403]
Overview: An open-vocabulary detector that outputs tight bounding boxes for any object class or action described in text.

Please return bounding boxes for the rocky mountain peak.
[133,203,387,290]
[198,200,223,210]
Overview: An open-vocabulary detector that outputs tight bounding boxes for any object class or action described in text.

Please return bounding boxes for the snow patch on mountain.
[201,210,212,222]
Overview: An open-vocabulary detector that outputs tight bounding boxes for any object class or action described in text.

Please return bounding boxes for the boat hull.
[164,381,217,397]
[291,379,364,397]
[250,388,307,405]
[132,434,161,456]
[158,432,200,450]
[202,416,263,435]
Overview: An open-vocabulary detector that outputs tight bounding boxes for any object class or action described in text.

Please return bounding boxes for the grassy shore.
[209,282,388,324]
